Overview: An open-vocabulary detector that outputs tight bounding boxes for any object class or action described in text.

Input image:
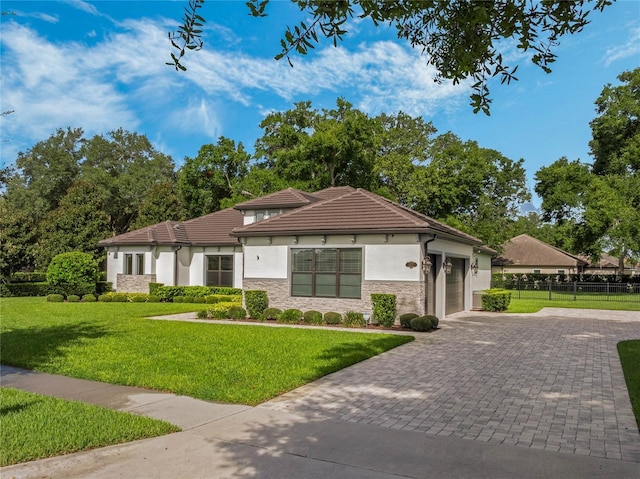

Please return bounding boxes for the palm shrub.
[245,290,269,319]
[399,313,419,328]
[278,309,303,324]
[303,310,323,325]
[343,311,366,328]
[323,311,342,325]
[46,252,98,296]
[371,293,397,327]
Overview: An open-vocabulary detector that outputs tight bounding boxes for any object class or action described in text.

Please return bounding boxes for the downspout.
[423,234,437,316]
[174,246,183,286]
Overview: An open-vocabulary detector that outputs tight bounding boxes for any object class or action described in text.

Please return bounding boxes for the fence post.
[573,281,577,301]
[548,281,552,301]
[607,282,610,301]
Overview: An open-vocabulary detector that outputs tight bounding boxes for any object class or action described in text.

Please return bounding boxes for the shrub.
[82,294,97,302]
[193,296,206,304]
[111,293,128,303]
[399,313,419,329]
[205,294,242,304]
[3,282,52,297]
[197,310,208,319]
[148,295,161,303]
[130,294,148,303]
[10,272,47,283]
[98,294,112,302]
[278,309,303,324]
[263,308,283,321]
[154,286,242,302]
[303,310,323,325]
[96,281,113,295]
[323,311,342,325]
[209,287,242,295]
[46,252,99,296]
[343,311,366,328]
[0,284,11,297]
[149,282,164,295]
[208,304,230,319]
[430,316,439,328]
[371,293,397,327]
[410,316,436,332]
[67,295,80,302]
[228,305,247,320]
[46,294,64,302]
[245,290,269,319]
[482,289,512,312]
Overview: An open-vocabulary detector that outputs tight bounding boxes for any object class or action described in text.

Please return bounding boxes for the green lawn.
[0,298,413,405]
[0,387,179,466]
[507,298,640,313]
[618,341,640,428]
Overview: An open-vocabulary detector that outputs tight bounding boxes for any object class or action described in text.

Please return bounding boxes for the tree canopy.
[170,0,610,114]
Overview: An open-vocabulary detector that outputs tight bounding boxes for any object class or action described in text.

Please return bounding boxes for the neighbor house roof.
[492,234,588,267]
[232,188,484,244]
[233,188,320,210]
[580,253,619,269]
[98,208,243,247]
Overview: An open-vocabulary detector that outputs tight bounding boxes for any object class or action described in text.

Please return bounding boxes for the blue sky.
[1,1,639,207]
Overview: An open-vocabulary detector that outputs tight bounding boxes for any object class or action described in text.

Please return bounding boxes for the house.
[99,187,494,318]
[492,234,588,275]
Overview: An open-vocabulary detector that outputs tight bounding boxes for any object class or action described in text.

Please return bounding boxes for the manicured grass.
[0,298,413,405]
[0,387,179,466]
[618,341,640,428]
[506,298,640,313]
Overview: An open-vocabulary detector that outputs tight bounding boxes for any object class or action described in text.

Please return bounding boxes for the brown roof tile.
[493,234,588,267]
[233,188,483,244]
[233,188,321,210]
[312,186,356,200]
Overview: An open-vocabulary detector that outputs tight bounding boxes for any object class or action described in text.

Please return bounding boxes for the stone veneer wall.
[116,274,157,293]
[243,279,425,322]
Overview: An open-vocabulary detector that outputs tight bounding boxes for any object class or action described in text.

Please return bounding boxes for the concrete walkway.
[2,308,640,478]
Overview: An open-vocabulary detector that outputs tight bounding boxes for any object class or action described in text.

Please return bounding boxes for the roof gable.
[233,188,320,210]
[493,234,588,267]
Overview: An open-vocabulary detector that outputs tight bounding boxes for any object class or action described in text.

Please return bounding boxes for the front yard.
[507,297,640,313]
[0,298,413,406]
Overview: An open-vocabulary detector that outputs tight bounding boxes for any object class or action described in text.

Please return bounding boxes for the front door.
[445,257,465,315]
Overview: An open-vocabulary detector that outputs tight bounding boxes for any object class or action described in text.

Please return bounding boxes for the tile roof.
[312,186,356,200]
[98,208,243,247]
[232,188,483,244]
[233,188,321,210]
[493,234,588,267]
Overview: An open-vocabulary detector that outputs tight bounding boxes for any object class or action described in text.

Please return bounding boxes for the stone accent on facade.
[116,274,157,293]
[243,278,425,323]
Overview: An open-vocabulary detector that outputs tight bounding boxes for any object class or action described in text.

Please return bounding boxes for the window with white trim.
[291,248,362,298]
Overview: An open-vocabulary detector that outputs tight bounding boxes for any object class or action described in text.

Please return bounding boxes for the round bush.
[67,295,80,302]
[263,308,282,321]
[323,311,342,325]
[130,295,148,303]
[148,295,161,303]
[193,296,206,304]
[410,315,437,332]
[303,310,323,325]
[46,294,64,302]
[46,252,99,295]
[98,294,112,302]
[111,293,128,303]
[429,316,439,329]
[228,306,247,320]
[278,309,303,324]
[82,293,97,302]
[399,313,419,328]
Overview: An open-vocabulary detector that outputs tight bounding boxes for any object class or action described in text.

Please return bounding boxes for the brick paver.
[262,309,640,462]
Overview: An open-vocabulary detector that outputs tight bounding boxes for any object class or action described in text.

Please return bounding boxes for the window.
[136,254,145,275]
[124,254,133,275]
[533,269,541,274]
[291,248,362,298]
[557,269,565,275]
[255,211,265,222]
[206,255,234,287]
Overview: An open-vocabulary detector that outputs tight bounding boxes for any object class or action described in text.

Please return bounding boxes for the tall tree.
[130,182,185,230]
[172,0,610,113]
[178,137,250,218]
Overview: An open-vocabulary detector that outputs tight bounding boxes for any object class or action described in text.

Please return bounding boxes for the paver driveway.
[262,308,640,463]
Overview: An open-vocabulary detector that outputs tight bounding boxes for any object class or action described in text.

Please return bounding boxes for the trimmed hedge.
[303,310,323,325]
[153,285,242,302]
[149,282,164,295]
[410,315,438,332]
[67,295,81,302]
[245,290,268,319]
[371,293,397,327]
[482,289,512,312]
[46,252,99,296]
[1,282,96,297]
[228,305,247,320]
[323,311,342,325]
[10,272,47,283]
[46,294,64,302]
[82,294,97,302]
[399,313,419,329]
[263,308,283,321]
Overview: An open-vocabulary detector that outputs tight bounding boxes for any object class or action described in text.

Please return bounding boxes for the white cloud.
[603,23,640,67]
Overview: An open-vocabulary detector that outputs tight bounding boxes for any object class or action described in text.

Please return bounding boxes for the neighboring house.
[99,187,494,318]
[492,234,588,275]
[581,253,620,276]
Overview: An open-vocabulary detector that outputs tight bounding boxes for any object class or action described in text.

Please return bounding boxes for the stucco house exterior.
[99,187,494,318]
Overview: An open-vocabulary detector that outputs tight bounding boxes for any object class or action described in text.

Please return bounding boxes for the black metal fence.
[506,281,640,303]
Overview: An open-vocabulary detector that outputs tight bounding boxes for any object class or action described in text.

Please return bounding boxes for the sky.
[1,1,639,208]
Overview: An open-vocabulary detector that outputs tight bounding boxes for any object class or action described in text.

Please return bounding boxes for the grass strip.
[0,387,179,466]
[0,298,413,405]
[617,340,640,429]
[506,298,640,313]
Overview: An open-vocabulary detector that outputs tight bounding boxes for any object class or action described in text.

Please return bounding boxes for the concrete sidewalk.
[2,365,639,478]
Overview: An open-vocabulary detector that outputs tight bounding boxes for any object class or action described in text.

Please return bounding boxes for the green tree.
[172,0,610,114]
[0,197,38,278]
[178,137,250,218]
[37,180,111,267]
[130,182,185,230]
[80,128,177,234]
